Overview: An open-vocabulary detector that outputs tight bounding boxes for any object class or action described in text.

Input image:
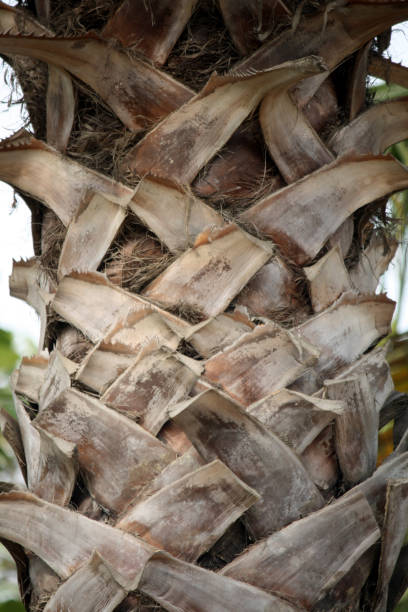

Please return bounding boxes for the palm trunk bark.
[0,1,408,610]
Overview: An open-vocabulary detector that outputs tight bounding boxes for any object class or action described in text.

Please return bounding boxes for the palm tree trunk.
[0,1,408,610]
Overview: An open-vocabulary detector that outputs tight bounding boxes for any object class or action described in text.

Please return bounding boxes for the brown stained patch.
[103,1,170,50]
[71,39,88,50]
[158,421,193,455]
[104,366,171,422]
[117,63,192,130]
[118,461,258,563]
[188,257,232,288]
[128,120,217,183]
[173,392,324,538]
[204,323,305,406]
[102,1,192,67]
[35,388,176,513]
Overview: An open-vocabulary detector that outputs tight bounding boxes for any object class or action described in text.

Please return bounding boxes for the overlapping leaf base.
[2,1,408,610]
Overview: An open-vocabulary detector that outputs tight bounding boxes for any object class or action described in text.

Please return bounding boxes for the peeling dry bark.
[35,389,176,513]
[240,155,408,265]
[102,0,198,64]
[221,491,380,609]
[1,1,407,610]
[171,389,324,539]
[118,460,259,562]
[126,56,326,184]
[143,224,272,318]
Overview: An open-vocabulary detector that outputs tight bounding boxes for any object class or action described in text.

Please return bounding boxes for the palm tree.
[0,0,408,609]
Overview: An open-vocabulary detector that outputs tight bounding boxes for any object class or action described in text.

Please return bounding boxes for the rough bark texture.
[1,1,408,610]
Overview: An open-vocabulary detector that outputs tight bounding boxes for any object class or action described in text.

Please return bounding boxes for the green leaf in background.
[0,331,18,376]
[0,600,24,611]
[371,81,408,102]
[0,387,15,419]
[0,329,23,608]
[0,331,18,419]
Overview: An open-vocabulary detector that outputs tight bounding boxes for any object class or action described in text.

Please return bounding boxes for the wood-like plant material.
[139,552,300,612]
[0,491,156,588]
[0,409,26,483]
[328,217,354,259]
[314,548,376,612]
[76,349,137,395]
[387,545,408,612]
[9,258,50,350]
[349,233,398,294]
[126,56,326,184]
[300,424,339,491]
[101,349,200,434]
[14,396,77,506]
[0,34,192,131]
[304,247,352,313]
[221,491,380,609]
[58,193,128,279]
[43,551,126,612]
[0,133,132,226]
[348,42,371,120]
[294,293,395,384]
[373,479,408,611]
[0,1,74,151]
[219,0,291,56]
[45,64,75,152]
[338,345,394,414]
[29,557,60,612]
[330,98,408,157]
[2,1,408,609]
[11,354,48,402]
[238,2,408,98]
[117,460,259,562]
[171,389,324,539]
[260,89,333,184]
[129,179,222,253]
[35,389,176,513]
[240,155,408,265]
[75,312,180,394]
[236,257,302,318]
[247,389,345,455]
[132,448,204,505]
[186,312,254,358]
[93,310,181,355]
[325,375,378,485]
[193,132,282,206]
[102,0,198,63]
[344,452,408,523]
[369,55,408,89]
[143,225,272,318]
[204,320,319,405]
[38,350,72,414]
[52,272,189,344]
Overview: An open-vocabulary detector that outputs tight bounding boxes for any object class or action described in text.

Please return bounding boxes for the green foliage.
[0,330,18,419]
[371,81,408,102]
[0,330,21,607]
[0,330,18,376]
[0,601,24,611]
